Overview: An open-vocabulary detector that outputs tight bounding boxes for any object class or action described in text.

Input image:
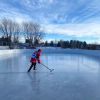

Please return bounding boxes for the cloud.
[0,0,100,42]
[0,0,100,24]
[43,23,100,36]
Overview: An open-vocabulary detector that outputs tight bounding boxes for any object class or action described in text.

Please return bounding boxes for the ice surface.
[0,49,100,100]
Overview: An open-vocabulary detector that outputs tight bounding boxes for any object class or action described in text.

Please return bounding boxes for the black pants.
[28,63,36,72]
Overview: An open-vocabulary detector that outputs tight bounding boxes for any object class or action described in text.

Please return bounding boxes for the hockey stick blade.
[50,69,54,72]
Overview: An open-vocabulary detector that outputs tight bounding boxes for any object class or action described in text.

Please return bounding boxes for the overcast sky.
[0,0,100,43]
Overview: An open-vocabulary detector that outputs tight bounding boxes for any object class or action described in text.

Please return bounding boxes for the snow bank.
[0,46,9,50]
[0,49,21,55]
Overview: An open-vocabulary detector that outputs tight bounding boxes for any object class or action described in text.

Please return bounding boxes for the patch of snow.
[0,49,21,56]
[0,46,9,50]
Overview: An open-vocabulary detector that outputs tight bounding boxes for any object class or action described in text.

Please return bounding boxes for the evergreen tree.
[45,41,48,46]
[50,41,54,47]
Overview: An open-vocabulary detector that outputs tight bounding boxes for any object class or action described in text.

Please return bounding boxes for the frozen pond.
[0,51,100,100]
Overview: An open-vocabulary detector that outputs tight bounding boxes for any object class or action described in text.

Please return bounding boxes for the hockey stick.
[40,63,54,72]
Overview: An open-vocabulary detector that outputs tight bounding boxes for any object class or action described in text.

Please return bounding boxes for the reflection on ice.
[0,52,100,100]
[0,52,100,73]
[0,53,100,73]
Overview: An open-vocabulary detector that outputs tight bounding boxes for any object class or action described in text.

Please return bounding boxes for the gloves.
[38,61,40,64]
[37,59,40,64]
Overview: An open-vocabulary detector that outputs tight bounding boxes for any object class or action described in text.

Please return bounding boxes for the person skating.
[28,49,42,72]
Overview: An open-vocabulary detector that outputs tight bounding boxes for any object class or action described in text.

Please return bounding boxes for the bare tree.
[22,22,34,44]
[0,18,13,39]
[0,18,21,45]
[22,22,30,40]
[0,18,44,47]
[22,21,44,45]
[33,23,44,45]
[13,22,20,43]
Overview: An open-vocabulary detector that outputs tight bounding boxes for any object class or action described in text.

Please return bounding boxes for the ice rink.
[0,50,100,100]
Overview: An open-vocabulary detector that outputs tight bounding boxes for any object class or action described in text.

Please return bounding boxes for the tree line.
[0,18,44,47]
[0,18,99,50]
[44,40,99,50]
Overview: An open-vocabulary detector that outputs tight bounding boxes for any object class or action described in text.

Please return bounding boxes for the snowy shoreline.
[0,47,100,58]
[0,49,21,55]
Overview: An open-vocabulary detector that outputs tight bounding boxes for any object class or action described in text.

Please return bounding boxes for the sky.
[0,0,100,43]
